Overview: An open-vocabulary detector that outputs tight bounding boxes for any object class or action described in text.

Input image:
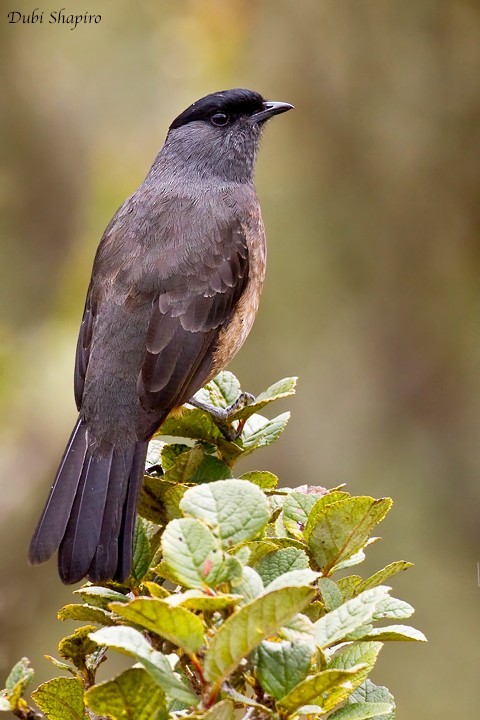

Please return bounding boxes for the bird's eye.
[211,113,229,127]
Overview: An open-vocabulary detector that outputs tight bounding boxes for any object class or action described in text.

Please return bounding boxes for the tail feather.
[58,450,113,583]
[87,447,133,582]
[29,419,88,565]
[30,417,149,584]
[115,442,149,582]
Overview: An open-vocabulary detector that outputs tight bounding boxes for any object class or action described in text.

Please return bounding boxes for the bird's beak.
[250,101,294,124]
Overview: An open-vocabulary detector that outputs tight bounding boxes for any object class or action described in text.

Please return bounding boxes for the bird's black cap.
[170,88,293,130]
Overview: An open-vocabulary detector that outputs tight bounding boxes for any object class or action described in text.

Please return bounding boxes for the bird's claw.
[188,391,256,440]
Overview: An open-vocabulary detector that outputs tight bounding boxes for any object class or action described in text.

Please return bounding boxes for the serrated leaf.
[372,596,414,620]
[143,581,170,599]
[32,677,85,720]
[277,667,364,714]
[161,443,190,470]
[328,701,393,719]
[305,497,392,574]
[58,604,112,625]
[318,578,343,611]
[157,407,225,445]
[337,576,363,601]
[44,656,75,674]
[357,561,413,593]
[241,412,291,452]
[194,371,241,408]
[256,640,313,700]
[164,590,239,610]
[180,479,269,546]
[74,586,128,609]
[283,491,326,537]
[58,626,98,668]
[313,587,390,649]
[203,585,316,685]
[240,471,278,489]
[161,517,229,589]
[279,613,317,647]
[138,474,169,524]
[348,679,394,705]
[85,667,166,720]
[5,658,34,694]
[4,658,34,708]
[164,444,204,482]
[146,438,166,468]
[203,699,235,720]
[131,517,152,583]
[232,566,264,603]
[89,626,197,704]
[109,597,204,654]
[324,642,383,711]
[358,624,427,642]
[228,376,298,422]
[256,547,310,585]
[266,569,320,592]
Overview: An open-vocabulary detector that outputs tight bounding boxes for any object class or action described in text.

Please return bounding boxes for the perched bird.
[29,88,293,584]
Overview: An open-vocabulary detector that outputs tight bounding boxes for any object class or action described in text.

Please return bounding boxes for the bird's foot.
[189,392,255,440]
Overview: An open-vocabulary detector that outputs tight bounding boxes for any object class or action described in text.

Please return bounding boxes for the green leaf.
[161,442,190,470]
[164,590,240,611]
[283,491,328,537]
[131,517,153,583]
[32,677,86,720]
[372,596,414,620]
[44,656,75,674]
[327,701,393,719]
[3,657,35,708]
[241,412,291,453]
[109,597,205,654]
[203,585,316,685]
[313,587,390,649]
[229,376,298,422]
[240,471,278,489]
[337,576,363,600]
[89,626,197,704]
[357,561,413,593]
[256,547,310,585]
[74,586,128,609]
[85,667,166,720]
[58,604,112,625]
[163,445,233,485]
[203,699,235,720]
[358,624,427,642]
[348,679,395,705]
[279,613,317,648]
[161,517,227,589]
[318,578,343,611]
[157,407,225,446]
[58,626,98,668]
[232,566,264,603]
[194,371,241,408]
[266,569,320,592]
[276,667,364,714]
[0,697,11,711]
[304,496,392,573]
[180,479,269,547]
[324,642,383,711]
[255,640,313,700]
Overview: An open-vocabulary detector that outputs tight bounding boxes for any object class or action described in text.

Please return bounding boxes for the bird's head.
[162,88,293,183]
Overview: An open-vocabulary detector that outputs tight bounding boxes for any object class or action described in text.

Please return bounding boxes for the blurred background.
[1,0,480,715]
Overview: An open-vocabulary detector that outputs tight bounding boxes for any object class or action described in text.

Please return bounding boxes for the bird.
[29,88,293,585]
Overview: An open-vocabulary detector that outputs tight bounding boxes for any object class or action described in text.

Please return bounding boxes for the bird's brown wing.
[74,286,96,410]
[138,220,249,414]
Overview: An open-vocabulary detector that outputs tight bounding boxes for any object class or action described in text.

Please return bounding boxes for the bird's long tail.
[29,418,148,584]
